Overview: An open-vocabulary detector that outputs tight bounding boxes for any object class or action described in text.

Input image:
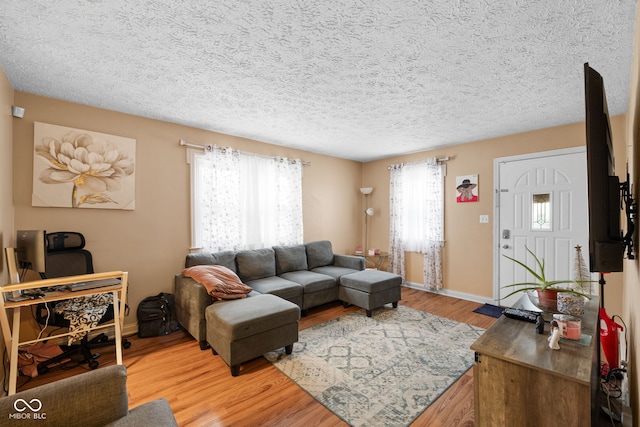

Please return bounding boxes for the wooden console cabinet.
[471,297,599,426]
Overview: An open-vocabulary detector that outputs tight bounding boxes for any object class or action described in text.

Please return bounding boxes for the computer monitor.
[15,230,47,274]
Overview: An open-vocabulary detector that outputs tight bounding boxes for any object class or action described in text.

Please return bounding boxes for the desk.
[0,271,128,395]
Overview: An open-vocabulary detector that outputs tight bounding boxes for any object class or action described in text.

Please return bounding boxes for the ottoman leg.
[200,341,210,350]
[285,344,293,354]
[230,365,240,377]
[392,301,398,308]
[366,309,372,317]
[211,348,218,356]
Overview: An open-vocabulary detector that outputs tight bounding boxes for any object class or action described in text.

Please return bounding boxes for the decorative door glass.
[532,193,551,230]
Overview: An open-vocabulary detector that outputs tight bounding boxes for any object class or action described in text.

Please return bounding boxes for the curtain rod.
[387,156,450,170]
[179,139,311,166]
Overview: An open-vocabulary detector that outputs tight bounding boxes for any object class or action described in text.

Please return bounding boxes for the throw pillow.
[182,265,253,300]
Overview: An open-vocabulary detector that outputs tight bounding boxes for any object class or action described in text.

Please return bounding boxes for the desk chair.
[34,232,129,375]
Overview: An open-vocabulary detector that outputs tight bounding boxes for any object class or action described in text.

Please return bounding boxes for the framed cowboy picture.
[456,174,478,203]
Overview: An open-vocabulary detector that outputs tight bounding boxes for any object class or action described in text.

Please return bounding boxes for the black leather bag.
[137,293,180,338]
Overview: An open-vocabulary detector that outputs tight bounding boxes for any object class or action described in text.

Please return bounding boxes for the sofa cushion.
[312,265,361,280]
[182,265,253,300]
[305,240,334,270]
[236,248,276,281]
[185,250,237,273]
[280,270,336,293]
[206,294,300,341]
[340,269,403,293]
[245,276,302,303]
[274,244,308,275]
[114,397,178,426]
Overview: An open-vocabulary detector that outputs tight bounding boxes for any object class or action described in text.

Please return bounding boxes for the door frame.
[492,146,587,303]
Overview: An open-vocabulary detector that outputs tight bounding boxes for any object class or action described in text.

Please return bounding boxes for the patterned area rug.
[265,305,484,427]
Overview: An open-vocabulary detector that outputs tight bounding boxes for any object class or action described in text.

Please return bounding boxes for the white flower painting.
[32,122,136,210]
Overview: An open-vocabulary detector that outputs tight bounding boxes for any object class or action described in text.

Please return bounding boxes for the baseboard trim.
[123,323,138,337]
[402,282,496,305]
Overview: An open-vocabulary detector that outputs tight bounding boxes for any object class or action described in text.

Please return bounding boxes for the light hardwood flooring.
[16,287,497,426]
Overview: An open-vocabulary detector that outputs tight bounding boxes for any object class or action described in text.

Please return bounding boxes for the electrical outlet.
[479,215,489,223]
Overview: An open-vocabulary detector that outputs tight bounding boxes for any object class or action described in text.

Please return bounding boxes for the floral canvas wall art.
[32,122,136,210]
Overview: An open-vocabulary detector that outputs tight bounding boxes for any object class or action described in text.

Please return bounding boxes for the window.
[189,147,303,252]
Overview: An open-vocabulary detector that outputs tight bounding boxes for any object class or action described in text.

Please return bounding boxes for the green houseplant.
[502,246,592,306]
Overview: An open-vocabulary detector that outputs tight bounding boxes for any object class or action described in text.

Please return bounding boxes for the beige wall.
[362,117,626,315]
[0,64,15,392]
[11,91,362,334]
[0,65,14,281]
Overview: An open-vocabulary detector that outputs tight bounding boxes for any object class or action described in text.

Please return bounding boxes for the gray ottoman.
[340,270,402,317]
[205,294,300,376]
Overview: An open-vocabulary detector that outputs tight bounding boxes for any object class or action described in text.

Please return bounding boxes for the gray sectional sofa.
[175,240,366,349]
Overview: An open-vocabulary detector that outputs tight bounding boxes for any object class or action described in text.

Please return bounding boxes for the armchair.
[0,365,177,426]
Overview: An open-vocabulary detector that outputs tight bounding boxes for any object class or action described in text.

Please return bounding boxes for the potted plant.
[502,246,592,309]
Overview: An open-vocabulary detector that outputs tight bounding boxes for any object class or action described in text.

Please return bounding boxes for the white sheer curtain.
[198,147,241,252]
[388,158,444,290]
[193,147,303,252]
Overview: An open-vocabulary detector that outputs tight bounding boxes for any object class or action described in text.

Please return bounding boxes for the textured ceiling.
[0,1,637,162]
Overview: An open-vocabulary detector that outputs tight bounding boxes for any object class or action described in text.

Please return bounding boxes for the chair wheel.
[37,364,48,375]
[123,339,131,349]
[99,335,109,343]
[88,359,99,369]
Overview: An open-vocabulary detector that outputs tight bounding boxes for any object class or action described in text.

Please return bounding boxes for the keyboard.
[66,278,121,292]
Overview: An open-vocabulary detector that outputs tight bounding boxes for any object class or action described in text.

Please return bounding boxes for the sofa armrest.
[334,254,366,270]
[107,398,178,427]
[0,365,128,426]
[174,275,212,344]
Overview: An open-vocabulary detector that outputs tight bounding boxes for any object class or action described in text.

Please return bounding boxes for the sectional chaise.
[174,240,402,375]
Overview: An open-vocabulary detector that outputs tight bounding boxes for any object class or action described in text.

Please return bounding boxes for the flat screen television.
[16,230,47,274]
[584,63,625,272]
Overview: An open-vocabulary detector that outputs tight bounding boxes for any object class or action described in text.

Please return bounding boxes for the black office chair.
[34,232,129,375]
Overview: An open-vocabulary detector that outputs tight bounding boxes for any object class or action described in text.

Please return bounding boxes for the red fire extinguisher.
[600,307,623,369]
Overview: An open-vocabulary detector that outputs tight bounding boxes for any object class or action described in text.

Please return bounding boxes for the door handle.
[502,244,509,249]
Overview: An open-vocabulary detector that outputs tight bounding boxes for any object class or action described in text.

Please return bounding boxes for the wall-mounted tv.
[15,229,47,274]
[584,63,634,272]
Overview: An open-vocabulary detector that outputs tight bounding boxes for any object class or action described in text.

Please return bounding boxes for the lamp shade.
[360,187,373,195]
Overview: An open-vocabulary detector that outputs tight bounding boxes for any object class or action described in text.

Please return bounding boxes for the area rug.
[264,305,484,427]
[472,303,505,319]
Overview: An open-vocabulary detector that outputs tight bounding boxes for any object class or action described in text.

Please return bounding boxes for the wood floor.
[16,287,497,426]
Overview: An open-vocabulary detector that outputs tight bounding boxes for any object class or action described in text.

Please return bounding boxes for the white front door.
[494,147,591,306]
